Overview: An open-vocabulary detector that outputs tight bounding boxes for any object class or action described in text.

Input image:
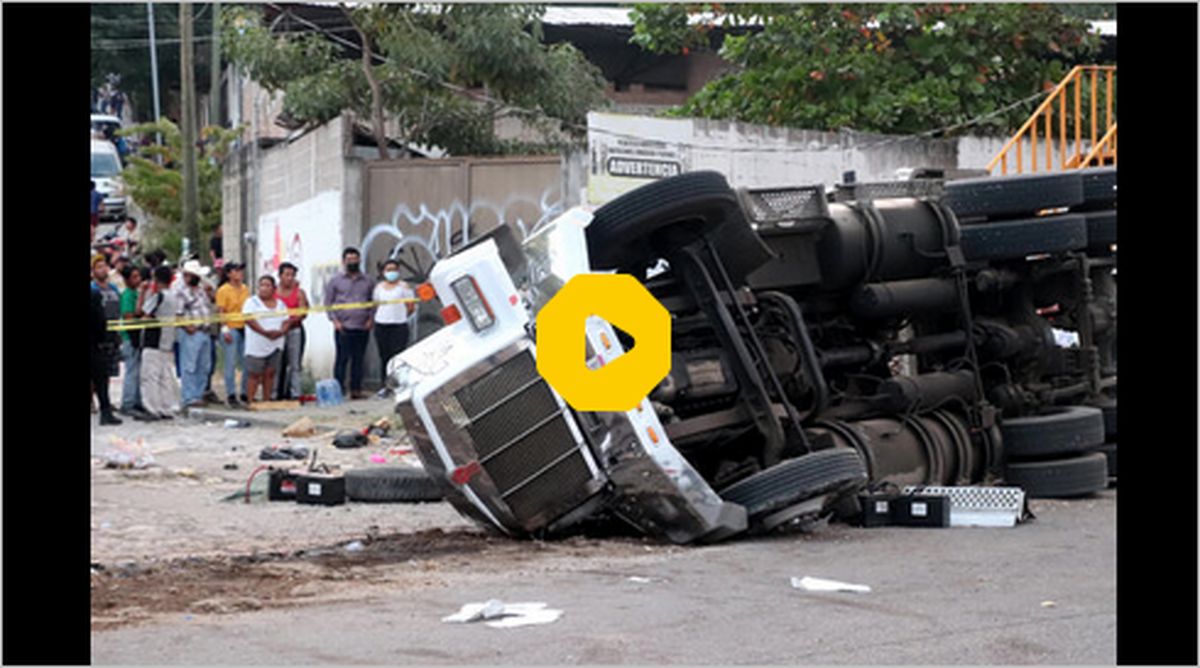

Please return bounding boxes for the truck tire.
[945,172,1084,219]
[1078,167,1117,211]
[1000,405,1106,458]
[718,449,868,521]
[587,171,770,280]
[959,213,1088,261]
[1085,210,1117,252]
[1092,443,1117,480]
[345,467,444,502]
[1004,452,1108,498]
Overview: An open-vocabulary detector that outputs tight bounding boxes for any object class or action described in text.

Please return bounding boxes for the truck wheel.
[1004,452,1108,498]
[1078,167,1117,211]
[959,213,1088,261]
[1000,405,1106,458]
[718,449,868,521]
[587,171,770,280]
[1092,443,1117,481]
[345,467,444,502]
[945,172,1084,219]
[1085,210,1117,252]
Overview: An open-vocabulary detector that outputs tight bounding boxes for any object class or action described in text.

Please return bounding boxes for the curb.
[185,407,291,429]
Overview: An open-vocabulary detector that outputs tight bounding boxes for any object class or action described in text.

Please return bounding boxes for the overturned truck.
[390,168,1117,543]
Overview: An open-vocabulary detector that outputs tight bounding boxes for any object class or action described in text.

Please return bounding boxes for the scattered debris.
[1041,600,1057,608]
[101,437,157,469]
[344,540,365,553]
[790,576,871,594]
[173,468,199,479]
[370,454,388,464]
[333,431,369,449]
[443,600,563,628]
[223,463,240,471]
[366,417,393,438]
[259,445,310,461]
[224,419,250,429]
[188,596,264,614]
[282,417,318,438]
[627,576,654,584]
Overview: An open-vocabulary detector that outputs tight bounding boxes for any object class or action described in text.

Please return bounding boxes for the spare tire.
[345,467,444,502]
[718,449,868,521]
[1000,405,1106,458]
[960,214,1088,261]
[587,171,772,281]
[1092,442,1117,479]
[945,172,1084,219]
[1004,452,1108,498]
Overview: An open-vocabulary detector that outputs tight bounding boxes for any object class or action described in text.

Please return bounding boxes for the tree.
[118,120,243,259]
[220,4,609,156]
[630,4,1104,136]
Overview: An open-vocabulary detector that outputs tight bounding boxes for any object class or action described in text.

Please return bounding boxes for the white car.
[91,138,127,222]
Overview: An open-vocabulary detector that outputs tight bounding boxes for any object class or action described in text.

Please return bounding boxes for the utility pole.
[147,2,163,161]
[180,2,200,246]
[210,1,222,127]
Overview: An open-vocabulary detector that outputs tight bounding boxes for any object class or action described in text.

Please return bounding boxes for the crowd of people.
[90,229,416,426]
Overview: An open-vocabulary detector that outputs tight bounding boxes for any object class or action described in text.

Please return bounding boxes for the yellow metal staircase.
[988,65,1116,175]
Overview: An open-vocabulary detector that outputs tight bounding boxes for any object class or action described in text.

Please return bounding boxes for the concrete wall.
[587,112,960,204]
[221,116,362,390]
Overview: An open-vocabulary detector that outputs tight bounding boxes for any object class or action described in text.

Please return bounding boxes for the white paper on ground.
[791,576,871,593]
[442,600,563,628]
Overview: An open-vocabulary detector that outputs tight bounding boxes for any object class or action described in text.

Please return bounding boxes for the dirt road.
[90,412,1115,664]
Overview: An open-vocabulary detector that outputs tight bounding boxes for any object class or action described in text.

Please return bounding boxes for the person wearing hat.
[175,259,215,408]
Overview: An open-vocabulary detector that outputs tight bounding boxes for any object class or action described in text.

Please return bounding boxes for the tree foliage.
[630,3,1105,135]
[117,120,243,257]
[221,4,609,156]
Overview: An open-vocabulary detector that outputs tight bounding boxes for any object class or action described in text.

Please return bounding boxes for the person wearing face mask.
[371,258,415,398]
[175,259,215,408]
[324,247,376,399]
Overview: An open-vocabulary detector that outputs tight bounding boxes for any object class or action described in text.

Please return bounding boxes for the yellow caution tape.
[107,298,420,332]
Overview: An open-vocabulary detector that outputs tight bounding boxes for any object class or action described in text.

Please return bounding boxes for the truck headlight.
[450,275,495,332]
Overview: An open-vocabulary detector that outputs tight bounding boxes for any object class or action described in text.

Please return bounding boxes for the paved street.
[90,404,1115,665]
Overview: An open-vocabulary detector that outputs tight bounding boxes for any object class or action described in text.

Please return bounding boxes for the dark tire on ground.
[1000,405,1106,458]
[1004,452,1108,498]
[959,213,1088,261]
[1092,442,1117,479]
[718,449,868,521]
[1101,400,1116,441]
[345,467,444,502]
[587,171,770,280]
[1085,210,1117,252]
[945,172,1084,219]
[1078,167,1117,211]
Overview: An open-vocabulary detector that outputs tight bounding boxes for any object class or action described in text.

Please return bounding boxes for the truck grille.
[449,350,598,528]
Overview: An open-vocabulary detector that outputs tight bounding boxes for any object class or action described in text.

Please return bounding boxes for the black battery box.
[296,472,346,506]
[891,495,951,527]
[268,468,302,501]
[859,493,896,528]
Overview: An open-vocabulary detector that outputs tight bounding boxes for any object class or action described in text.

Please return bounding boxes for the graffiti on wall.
[360,187,564,283]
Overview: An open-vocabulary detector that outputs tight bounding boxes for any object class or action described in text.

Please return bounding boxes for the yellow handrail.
[1080,122,1117,167]
[987,65,1116,175]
